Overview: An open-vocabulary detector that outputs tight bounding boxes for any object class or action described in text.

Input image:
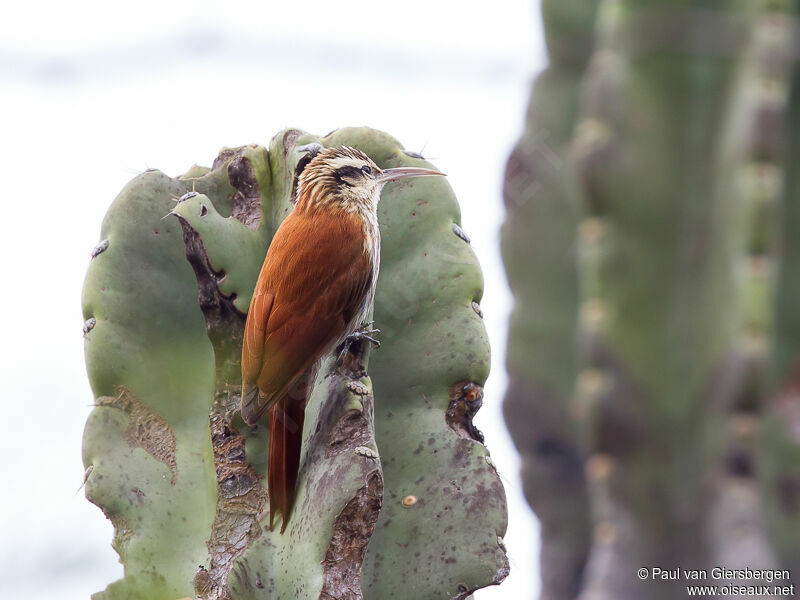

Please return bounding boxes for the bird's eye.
[361,165,371,175]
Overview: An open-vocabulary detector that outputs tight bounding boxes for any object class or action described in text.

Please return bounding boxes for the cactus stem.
[85,131,505,598]
[172,213,244,381]
[173,179,264,599]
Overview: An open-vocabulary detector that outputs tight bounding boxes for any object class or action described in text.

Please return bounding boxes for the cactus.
[503,1,800,598]
[501,0,599,597]
[762,0,800,572]
[82,127,507,599]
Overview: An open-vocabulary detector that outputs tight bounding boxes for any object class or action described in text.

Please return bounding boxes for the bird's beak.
[376,167,446,184]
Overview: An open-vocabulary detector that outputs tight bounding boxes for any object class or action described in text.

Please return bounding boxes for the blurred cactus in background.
[503,0,800,598]
[82,127,508,599]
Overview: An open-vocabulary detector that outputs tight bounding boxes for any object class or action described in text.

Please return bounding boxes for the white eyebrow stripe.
[325,156,364,169]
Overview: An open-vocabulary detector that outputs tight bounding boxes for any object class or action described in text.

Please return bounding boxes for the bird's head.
[295,146,445,213]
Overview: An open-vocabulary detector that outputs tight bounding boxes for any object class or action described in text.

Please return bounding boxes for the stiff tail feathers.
[267,398,305,533]
[240,382,263,425]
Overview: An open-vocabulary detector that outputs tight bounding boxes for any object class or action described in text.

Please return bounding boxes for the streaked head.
[296,146,445,211]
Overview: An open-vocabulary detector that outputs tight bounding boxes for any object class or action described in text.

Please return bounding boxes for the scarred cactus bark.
[82,127,508,599]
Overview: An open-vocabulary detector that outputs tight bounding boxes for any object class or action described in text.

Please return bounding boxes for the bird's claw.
[357,334,380,347]
[347,322,381,348]
[337,323,381,363]
[351,328,380,340]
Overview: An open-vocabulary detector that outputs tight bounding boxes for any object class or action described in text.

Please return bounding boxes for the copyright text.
[637,567,795,597]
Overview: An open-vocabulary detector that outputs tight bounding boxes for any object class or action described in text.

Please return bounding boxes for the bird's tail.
[268,397,305,533]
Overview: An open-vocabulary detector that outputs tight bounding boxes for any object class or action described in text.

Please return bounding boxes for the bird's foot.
[348,321,381,348]
[336,322,381,364]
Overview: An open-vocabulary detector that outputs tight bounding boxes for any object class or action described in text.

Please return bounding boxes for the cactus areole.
[81,127,508,599]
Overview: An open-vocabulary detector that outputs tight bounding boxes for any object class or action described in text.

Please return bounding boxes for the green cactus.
[82,127,507,599]
[502,1,800,598]
[761,0,800,571]
[501,1,598,597]
[82,165,225,599]
[325,128,508,599]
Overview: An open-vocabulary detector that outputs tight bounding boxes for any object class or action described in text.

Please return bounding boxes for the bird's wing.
[240,209,373,424]
[242,288,274,385]
[241,286,274,423]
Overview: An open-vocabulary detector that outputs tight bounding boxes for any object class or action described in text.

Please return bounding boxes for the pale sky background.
[0,2,546,598]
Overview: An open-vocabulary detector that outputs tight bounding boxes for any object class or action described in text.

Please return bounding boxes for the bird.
[240,145,445,533]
